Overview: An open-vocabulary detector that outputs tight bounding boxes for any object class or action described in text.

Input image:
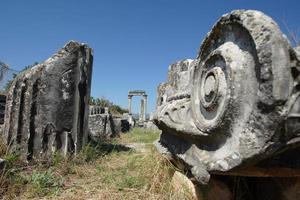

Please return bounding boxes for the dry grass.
[52,147,176,200]
[0,134,7,157]
[0,128,191,200]
[121,127,161,144]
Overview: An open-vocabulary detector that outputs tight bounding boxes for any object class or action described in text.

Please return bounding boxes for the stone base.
[171,171,201,199]
[171,171,232,200]
[171,171,300,200]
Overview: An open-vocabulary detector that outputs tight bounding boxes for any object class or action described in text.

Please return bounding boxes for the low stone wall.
[88,113,130,141]
[89,114,115,140]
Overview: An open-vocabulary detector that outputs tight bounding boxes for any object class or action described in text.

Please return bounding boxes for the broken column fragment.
[2,41,93,161]
[154,9,300,185]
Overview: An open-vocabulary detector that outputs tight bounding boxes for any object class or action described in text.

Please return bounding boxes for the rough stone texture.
[113,117,130,133]
[88,108,130,142]
[0,94,6,124]
[171,171,202,199]
[89,113,116,140]
[154,10,300,184]
[171,172,233,200]
[2,41,93,161]
[202,175,300,200]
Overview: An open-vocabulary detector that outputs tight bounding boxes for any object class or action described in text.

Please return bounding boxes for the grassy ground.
[0,128,186,200]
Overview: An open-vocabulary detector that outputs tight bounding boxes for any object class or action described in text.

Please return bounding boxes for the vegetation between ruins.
[0,128,191,200]
[89,96,129,115]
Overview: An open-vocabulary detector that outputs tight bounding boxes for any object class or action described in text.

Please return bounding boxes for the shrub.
[30,171,62,196]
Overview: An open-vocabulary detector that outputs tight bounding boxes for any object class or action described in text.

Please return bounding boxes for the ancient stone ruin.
[154,9,300,197]
[88,105,130,142]
[89,106,114,140]
[2,41,93,161]
[128,90,147,126]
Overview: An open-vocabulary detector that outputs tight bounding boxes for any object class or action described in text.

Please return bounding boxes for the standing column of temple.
[143,95,147,122]
[139,98,144,122]
[128,95,132,115]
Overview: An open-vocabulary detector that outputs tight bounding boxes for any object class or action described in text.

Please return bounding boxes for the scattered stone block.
[112,117,130,133]
[88,106,130,142]
[2,41,93,161]
[89,113,116,141]
[154,9,300,184]
[171,171,201,199]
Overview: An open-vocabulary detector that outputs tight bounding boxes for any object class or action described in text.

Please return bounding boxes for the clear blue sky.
[0,0,299,113]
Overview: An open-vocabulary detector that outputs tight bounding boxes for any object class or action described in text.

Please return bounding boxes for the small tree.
[89,96,95,105]
[109,104,128,115]
[4,73,17,92]
[89,96,128,115]
[4,62,38,92]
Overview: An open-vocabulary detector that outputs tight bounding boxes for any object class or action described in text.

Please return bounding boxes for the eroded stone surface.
[113,117,130,133]
[2,41,93,161]
[88,106,130,141]
[154,10,300,184]
[171,171,201,199]
[89,113,116,140]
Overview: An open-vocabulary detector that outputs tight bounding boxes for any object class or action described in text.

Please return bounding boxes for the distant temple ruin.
[128,90,147,125]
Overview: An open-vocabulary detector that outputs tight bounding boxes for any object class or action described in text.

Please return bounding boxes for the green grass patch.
[97,152,147,190]
[94,146,175,195]
[29,170,62,197]
[122,128,160,144]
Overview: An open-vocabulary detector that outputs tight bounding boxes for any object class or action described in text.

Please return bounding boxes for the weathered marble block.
[89,113,116,141]
[3,41,93,160]
[154,10,300,184]
[88,106,130,141]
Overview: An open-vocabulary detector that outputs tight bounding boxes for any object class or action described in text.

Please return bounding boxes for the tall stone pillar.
[128,95,132,115]
[139,98,145,122]
[143,95,147,121]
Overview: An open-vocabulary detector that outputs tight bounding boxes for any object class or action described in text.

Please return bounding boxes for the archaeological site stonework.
[88,106,130,142]
[128,90,148,126]
[154,9,300,197]
[1,8,300,199]
[2,41,93,161]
